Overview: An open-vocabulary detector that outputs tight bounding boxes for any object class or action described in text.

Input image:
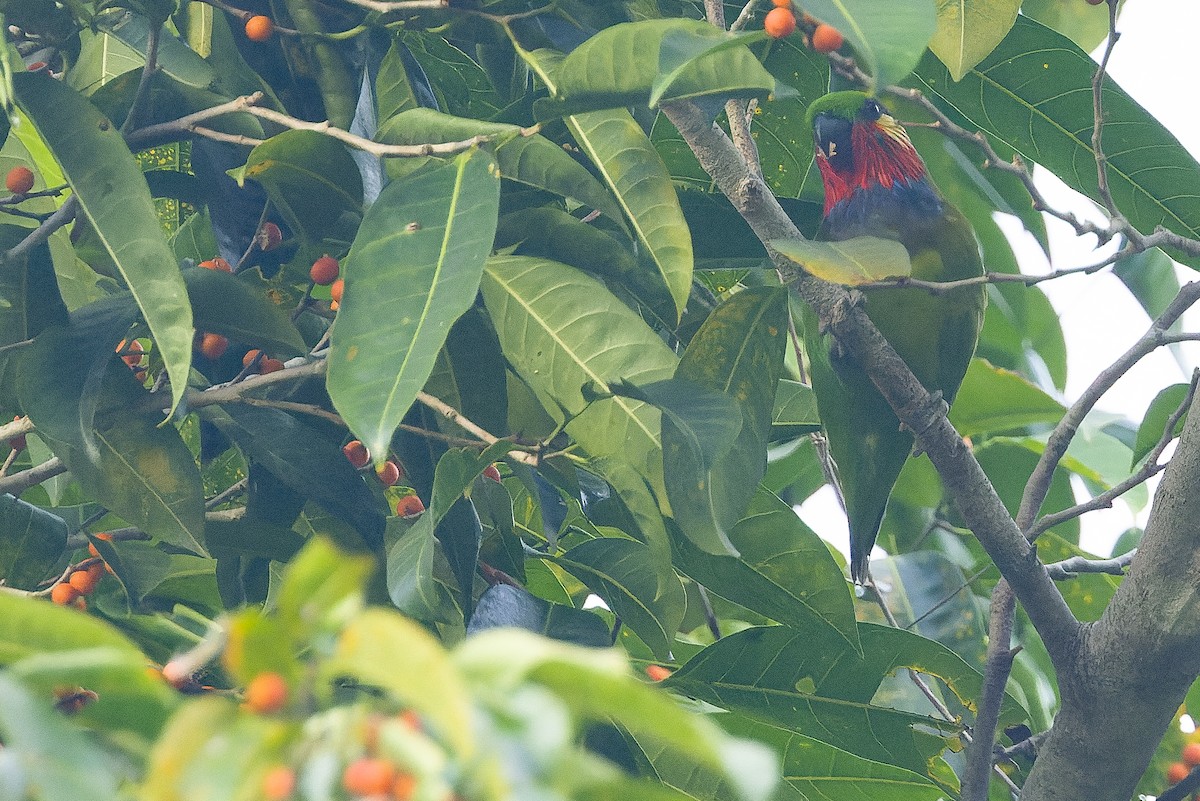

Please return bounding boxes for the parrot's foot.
[903,390,949,456]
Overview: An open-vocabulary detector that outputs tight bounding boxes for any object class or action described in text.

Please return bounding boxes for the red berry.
[483,464,502,482]
[198,257,232,272]
[330,278,344,304]
[8,415,25,453]
[645,665,673,681]
[257,222,283,251]
[260,358,285,374]
[343,440,370,468]
[68,566,102,595]
[198,332,229,360]
[310,255,340,285]
[392,772,418,801]
[51,583,79,605]
[117,338,145,368]
[342,758,397,796]
[1170,762,1191,784]
[6,166,34,195]
[242,349,263,370]
[396,495,425,517]
[243,672,289,713]
[764,7,796,38]
[1184,742,1200,767]
[811,23,844,53]
[245,15,274,42]
[376,460,402,487]
[262,766,296,800]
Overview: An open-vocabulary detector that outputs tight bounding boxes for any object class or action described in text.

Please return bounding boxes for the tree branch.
[962,581,1017,801]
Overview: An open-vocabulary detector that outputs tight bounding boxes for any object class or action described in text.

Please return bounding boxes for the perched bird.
[800,91,986,583]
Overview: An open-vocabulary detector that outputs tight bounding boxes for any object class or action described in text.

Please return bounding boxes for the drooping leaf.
[771,235,912,284]
[607,379,742,471]
[328,149,500,464]
[910,16,1200,262]
[567,109,693,322]
[555,537,686,660]
[14,72,194,416]
[386,513,460,625]
[663,287,787,555]
[928,0,1021,81]
[232,129,363,246]
[480,255,678,502]
[803,0,937,90]
[771,379,821,433]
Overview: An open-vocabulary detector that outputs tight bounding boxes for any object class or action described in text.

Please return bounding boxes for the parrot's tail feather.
[848,507,886,584]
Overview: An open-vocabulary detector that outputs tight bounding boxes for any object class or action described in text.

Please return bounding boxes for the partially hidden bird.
[800,91,986,583]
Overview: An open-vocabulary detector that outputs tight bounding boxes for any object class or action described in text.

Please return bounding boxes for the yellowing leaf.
[771,236,911,285]
[929,0,1021,81]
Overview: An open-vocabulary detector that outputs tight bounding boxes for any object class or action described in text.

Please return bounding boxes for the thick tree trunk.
[1022,394,1200,799]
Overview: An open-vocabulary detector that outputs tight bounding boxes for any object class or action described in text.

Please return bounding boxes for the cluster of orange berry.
[763,0,845,53]
[49,534,113,608]
[242,672,436,801]
[341,439,428,517]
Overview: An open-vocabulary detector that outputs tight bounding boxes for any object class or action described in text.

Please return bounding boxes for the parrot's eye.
[813,113,854,172]
[859,98,886,121]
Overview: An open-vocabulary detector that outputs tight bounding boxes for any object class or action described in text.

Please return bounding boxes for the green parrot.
[800,91,986,583]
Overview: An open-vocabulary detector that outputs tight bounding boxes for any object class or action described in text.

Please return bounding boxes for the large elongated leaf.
[555,537,685,660]
[468,584,611,647]
[480,256,678,501]
[672,488,860,652]
[910,15,1200,258]
[567,109,693,322]
[376,108,624,225]
[948,358,1065,438]
[551,19,778,112]
[96,9,219,90]
[803,0,937,90]
[328,149,500,463]
[14,72,194,416]
[663,288,787,554]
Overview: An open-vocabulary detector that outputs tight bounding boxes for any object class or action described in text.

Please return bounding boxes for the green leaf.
[753,37,831,200]
[423,308,509,437]
[722,715,949,801]
[771,379,820,431]
[0,590,149,664]
[495,208,637,279]
[0,674,124,801]
[234,129,363,246]
[608,379,742,471]
[376,108,624,226]
[1021,0,1117,51]
[771,235,912,284]
[0,495,67,591]
[551,20,777,113]
[804,0,937,89]
[204,405,386,551]
[910,16,1200,259]
[468,584,611,647]
[0,223,67,347]
[1132,383,1189,467]
[386,513,459,624]
[480,256,678,501]
[671,488,861,653]
[14,72,194,416]
[929,0,1021,81]
[183,266,307,357]
[948,358,1066,438]
[377,37,421,122]
[328,149,500,464]
[97,9,219,90]
[555,537,685,660]
[567,109,693,322]
[667,287,787,554]
[325,607,476,758]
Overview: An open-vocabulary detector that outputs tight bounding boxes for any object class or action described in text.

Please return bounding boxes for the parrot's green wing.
[803,200,985,581]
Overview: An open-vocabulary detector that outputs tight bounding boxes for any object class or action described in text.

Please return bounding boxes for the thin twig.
[1026,371,1198,540]
[415,391,540,466]
[1045,549,1136,580]
[962,582,1018,801]
[340,0,447,11]
[121,20,161,135]
[0,457,66,496]
[205,477,248,510]
[1018,288,1200,532]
